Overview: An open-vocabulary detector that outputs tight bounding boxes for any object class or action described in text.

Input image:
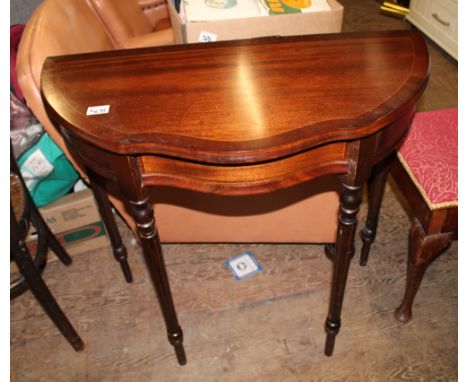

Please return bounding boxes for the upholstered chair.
[360,108,458,322]
[88,0,174,48]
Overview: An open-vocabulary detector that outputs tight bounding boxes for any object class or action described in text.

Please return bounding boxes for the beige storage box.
[26,189,110,257]
[168,0,343,43]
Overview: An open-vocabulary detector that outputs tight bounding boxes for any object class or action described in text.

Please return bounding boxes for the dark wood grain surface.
[41,30,428,163]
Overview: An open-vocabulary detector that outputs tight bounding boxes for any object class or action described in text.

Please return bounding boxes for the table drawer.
[138,142,349,195]
[407,0,457,59]
[428,0,457,41]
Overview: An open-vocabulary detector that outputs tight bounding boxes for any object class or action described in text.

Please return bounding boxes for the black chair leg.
[28,193,72,266]
[11,205,84,352]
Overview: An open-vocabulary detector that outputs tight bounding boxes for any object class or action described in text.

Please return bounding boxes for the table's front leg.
[115,156,186,365]
[324,181,362,356]
[129,197,186,365]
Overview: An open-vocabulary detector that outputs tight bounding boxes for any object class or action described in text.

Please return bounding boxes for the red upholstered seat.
[397,108,458,209]
[360,107,458,323]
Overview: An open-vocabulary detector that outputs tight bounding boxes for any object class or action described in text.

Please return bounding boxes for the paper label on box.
[199,31,218,42]
[258,0,330,15]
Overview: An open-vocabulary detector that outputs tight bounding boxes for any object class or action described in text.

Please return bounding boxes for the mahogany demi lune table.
[41,30,429,364]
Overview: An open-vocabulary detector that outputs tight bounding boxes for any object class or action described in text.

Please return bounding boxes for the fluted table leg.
[324,183,362,356]
[130,197,186,365]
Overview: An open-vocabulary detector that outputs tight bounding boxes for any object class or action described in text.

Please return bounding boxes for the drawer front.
[139,142,349,195]
[408,0,457,59]
[429,0,457,41]
[410,0,432,18]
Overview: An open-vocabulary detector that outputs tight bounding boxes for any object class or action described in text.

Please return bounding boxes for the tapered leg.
[129,197,186,365]
[359,159,392,266]
[324,183,362,356]
[394,218,453,323]
[88,170,133,283]
[11,205,84,352]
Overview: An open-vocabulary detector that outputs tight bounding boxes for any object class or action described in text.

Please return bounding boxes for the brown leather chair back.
[16,0,115,170]
[89,0,153,47]
[89,0,174,48]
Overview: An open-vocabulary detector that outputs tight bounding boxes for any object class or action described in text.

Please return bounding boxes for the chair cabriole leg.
[394,218,454,323]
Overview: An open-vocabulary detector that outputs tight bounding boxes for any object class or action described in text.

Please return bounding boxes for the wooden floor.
[11,1,458,381]
[10,181,458,381]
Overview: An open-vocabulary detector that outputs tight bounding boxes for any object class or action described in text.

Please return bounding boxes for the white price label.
[199,31,218,43]
[86,105,110,116]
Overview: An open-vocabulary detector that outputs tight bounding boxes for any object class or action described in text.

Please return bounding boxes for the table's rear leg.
[324,182,362,356]
[88,169,133,283]
[359,157,392,266]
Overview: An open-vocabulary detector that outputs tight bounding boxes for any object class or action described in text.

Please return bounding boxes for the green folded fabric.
[18,133,79,207]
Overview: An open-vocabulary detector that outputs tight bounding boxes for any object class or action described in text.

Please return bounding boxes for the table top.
[41,30,428,164]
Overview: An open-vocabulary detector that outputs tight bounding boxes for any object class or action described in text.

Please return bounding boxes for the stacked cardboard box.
[168,0,343,43]
[26,188,109,257]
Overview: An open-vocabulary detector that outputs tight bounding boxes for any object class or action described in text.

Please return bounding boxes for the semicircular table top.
[41,30,429,164]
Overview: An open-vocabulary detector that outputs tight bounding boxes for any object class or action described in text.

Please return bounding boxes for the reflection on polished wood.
[41,30,429,364]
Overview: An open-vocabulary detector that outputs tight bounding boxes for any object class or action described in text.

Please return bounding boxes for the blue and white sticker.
[225,252,262,280]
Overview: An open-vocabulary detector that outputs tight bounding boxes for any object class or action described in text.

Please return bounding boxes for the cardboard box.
[26,188,110,257]
[168,0,343,44]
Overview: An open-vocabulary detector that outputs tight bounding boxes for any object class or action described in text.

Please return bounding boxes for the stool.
[359,108,458,322]
[10,148,84,351]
